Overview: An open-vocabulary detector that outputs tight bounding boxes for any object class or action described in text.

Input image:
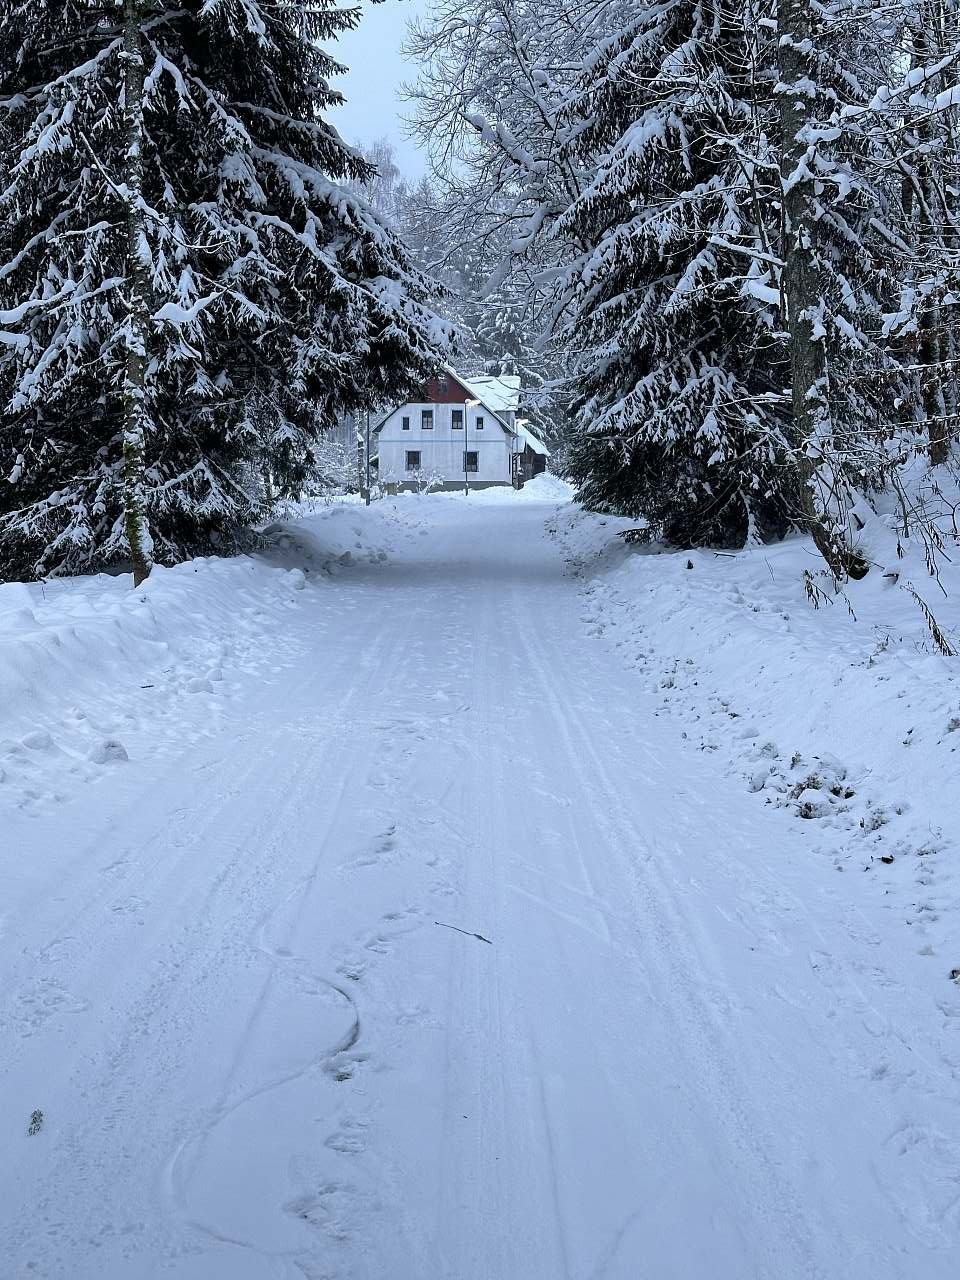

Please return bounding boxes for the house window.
[401,415,410,431]
[451,409,463,430]
[463,451,479,473]
[476,416,484,430]
[406,451,421,471]
[421,409,434,430]
[437,374,448,393]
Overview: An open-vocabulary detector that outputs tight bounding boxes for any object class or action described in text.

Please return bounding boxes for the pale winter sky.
[332,0,428,176]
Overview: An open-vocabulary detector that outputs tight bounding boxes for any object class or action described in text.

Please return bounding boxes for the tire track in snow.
[3,591,428,1278]
[501,569,835,1279]
[156,611,427,1276]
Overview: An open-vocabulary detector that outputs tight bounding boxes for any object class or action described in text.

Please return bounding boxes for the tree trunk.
[943,319,958,452]
[777,0,868,580]
[920,307,949,465]
[355,413,365,498]
[364,410,371,505]
[916,4,954,466]
[121,0,153,586]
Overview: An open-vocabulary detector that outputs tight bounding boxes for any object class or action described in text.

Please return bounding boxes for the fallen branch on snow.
[434,921,493,945]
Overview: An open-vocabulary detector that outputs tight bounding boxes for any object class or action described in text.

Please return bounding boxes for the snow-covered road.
[4,493,959,1279]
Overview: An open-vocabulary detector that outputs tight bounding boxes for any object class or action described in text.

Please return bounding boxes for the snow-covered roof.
[515,419,550,457]
[462,374,521,417]
[373,368,522,434]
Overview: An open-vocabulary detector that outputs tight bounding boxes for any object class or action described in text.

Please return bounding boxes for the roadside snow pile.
[265,496,424,570]
[0,558,312,813]
[0,505,415,814]
[514,473,574,501]
[470,472,574,504]
[550,474,960,965]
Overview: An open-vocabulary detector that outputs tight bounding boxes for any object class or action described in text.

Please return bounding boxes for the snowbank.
[0,504,416,814]
[550,486,960,970]
[454,473,574,504]
[0,560,304,812]
[264,494,425,570]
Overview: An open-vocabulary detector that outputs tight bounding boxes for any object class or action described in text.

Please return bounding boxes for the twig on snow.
[434,920,493,945]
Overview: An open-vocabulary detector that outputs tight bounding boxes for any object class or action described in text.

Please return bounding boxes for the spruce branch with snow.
[408,0,960,577]
[0,0,450,580]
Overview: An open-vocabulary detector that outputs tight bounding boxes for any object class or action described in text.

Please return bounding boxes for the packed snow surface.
[2,477,959,1278]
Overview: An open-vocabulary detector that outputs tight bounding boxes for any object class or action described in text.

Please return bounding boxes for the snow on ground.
[0,501,415,814]
[3,476,960,1279]
[550,478,960,979]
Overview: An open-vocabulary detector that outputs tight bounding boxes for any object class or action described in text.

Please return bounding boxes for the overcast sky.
[332,0,428,176]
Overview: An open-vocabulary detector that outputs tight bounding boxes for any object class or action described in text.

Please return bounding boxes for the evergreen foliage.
[555,3,796,546]
[559,0,908,549]
[0,0,448,579]
[408,0,960,569]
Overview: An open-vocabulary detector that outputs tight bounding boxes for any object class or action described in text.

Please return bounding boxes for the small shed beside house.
[514,419,550,486]
[374,368,550,491]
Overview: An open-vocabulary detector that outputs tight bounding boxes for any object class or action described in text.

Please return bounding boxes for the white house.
[375,368,549,491]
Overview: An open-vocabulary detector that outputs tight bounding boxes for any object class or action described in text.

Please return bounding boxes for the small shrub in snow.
[88,739,129,765]
[795,789,832,820]
[860,807,889,834]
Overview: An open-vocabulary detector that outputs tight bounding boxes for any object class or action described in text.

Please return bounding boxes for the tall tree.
[877,0,960,467]
[121,0,153,584]
[409,0,936,573]
[776,0,874,577]
[552,1,799,547]
[0,0,449,580]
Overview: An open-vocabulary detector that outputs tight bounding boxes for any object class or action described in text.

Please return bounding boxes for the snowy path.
[3,496,959,1279]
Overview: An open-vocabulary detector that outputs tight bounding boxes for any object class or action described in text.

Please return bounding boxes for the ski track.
[2,497,960,1279]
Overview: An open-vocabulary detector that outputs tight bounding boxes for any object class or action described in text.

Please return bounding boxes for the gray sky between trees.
[333,0,427,174]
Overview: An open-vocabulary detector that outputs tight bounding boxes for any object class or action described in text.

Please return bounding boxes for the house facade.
[375,369,548,491]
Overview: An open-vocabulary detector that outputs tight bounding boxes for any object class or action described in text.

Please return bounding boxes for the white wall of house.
[377,402,514,486]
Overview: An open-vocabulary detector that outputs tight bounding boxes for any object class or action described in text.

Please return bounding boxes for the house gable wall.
[419,373,475,404]
[377,399,513,487]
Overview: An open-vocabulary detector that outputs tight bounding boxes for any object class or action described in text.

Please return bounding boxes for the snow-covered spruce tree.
[865,0,960,469]
[408,0,916,565]
[0,1,448,580]
[773,0,910,579]
[552,0,905,561]
[407,0,792,538]
[552,2,799,547]
[120,0,156,584]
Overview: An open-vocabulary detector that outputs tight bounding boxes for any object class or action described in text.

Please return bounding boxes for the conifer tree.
[408,0,944,573]
[0,0,448,579]
[875,0,960,468]
[774,0,908,578]
[554,2,798,547]
[120,0,153,585]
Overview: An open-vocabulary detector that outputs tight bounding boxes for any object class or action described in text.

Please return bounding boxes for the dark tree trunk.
[121,0,152,585]
[777,0,869,579]
[915,7,954,466]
